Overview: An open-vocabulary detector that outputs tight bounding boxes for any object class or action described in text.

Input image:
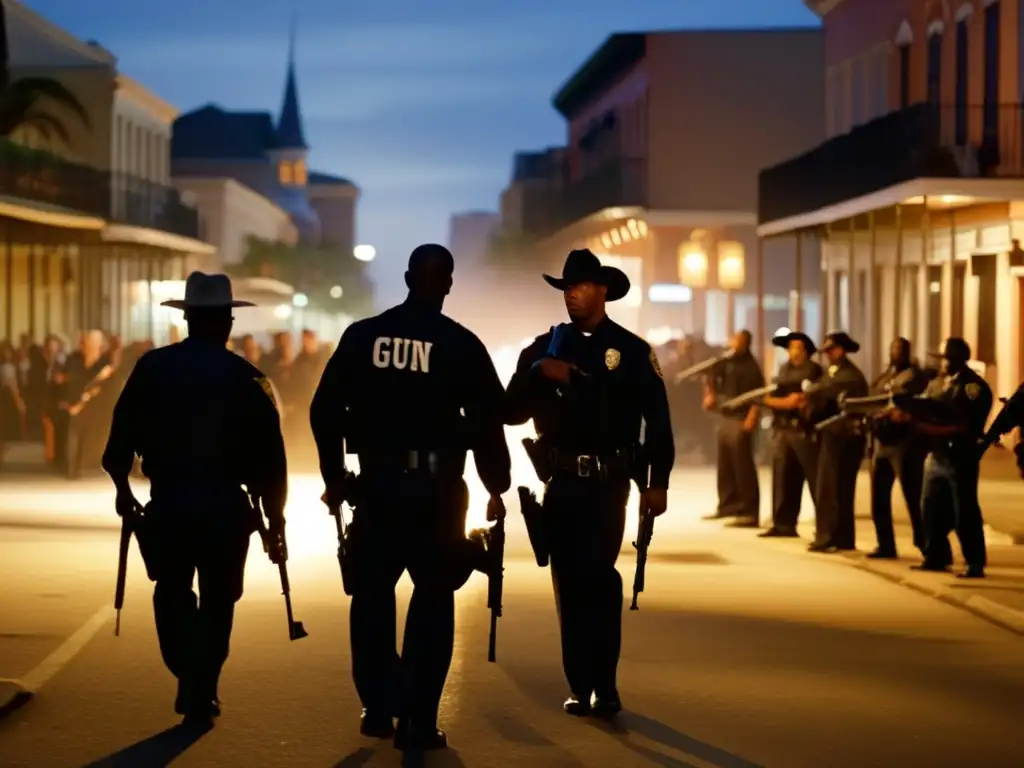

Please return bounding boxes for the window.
[974,254,996,363]
[955,17,969,144]
[927,265,943,353]
[983,1,1000,146]
[951,262,966,337]
[278,160,293,185]
[292,158,307,185]
[927,28,943,104]
[898,45,911,108]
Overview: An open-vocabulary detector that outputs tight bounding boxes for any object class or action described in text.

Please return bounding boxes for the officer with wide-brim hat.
[771,331,817,354]
[543,248,630,302]
[819,331,860,354]
[160,271,255,310]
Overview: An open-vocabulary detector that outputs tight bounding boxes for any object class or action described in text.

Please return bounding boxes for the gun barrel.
[674,353,730,384]
[720,384,777,412]
[839,393,893,414]
[113,517,131,637]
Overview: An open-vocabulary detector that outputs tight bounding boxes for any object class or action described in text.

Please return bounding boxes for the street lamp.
[354,244,376,262]
[330,285,343,299]
[292,292,309,307]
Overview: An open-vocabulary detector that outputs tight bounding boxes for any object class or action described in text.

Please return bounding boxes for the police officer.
[505,248,674,717]
[703,330,764,526]
[758,331,823,538]
[101,272,288,724]
[800,331,868,552]
[902,337,992,578]
[310,244,511,751]
[867,338,931,559]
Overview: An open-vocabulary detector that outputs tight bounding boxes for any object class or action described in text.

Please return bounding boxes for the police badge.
[256,376,277,406]
[605,348,621,370]
[828,364,839,377]
[965,382,981,400]
[649,349,663,378]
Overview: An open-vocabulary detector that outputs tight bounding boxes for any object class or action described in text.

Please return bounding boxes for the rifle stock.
[487,506,506,663]
[254,499,307,641]
[980,383,1024,456]
[629,463,652,611]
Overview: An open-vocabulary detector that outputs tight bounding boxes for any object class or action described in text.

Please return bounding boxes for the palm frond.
[6,77,90,128]
[19,109,72,146]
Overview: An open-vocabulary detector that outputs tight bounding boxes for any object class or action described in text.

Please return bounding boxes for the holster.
[517,485,549,567]
[521,437,553,483]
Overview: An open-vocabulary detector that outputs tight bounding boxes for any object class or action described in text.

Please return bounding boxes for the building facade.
[758,0,1021,401]
[1,0,210,345]
[499,28,826,348]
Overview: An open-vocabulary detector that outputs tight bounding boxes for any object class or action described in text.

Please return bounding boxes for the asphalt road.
[2,470,1024,768]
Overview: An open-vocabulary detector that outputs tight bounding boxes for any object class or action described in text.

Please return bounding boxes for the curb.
[842,555,1024,636]
[0,679,32,718]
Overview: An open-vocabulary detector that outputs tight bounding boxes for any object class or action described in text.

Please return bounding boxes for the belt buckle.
[577,455,598,477]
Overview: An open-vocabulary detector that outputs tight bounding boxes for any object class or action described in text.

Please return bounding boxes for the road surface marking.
[19,604,113,692]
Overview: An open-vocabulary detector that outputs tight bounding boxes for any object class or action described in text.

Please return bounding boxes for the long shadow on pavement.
[80,721,211,767]
[588,713,765,768]
[334,746,377,767]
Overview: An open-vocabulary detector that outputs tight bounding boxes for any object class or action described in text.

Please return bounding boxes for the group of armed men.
[699,325,1020,580]
[99,245,675,753]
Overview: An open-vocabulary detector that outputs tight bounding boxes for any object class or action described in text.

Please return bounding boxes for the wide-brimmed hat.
[821,330,860,353]
[926,337,971,361]
[161,271,254,310]
[542,249,630,302]
[772,331,816,354]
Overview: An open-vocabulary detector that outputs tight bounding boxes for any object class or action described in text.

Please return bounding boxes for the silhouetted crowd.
[654,335,728,464]
[0,328,333,477]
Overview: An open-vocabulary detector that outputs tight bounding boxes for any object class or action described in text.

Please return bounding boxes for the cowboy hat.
[820,330,860,353]
[926,337,971,361]
[543,249,630,302]
[772,331,816,354]
[161,271,254,309]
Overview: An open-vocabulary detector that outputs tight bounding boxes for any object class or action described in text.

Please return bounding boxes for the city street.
[2,465,1023,767]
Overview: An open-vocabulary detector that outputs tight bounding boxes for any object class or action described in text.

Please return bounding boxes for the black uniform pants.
[814,432,865,548]
[770,430,818,532]
[921,453,987,568]
[348,475,472,725]
[141,494,252,705]
[716,418,759,520]
[544,474,630,699]
[870,443,926,553]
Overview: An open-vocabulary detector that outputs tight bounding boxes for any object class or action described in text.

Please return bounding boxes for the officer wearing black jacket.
[310,244,511,751]
[101,272,288,724]
[505,249,674,718]
[903,337,992,578]
[802,331,869,552]
[867,337,931,559]
[703,330,764,526]
[759,331,823,538]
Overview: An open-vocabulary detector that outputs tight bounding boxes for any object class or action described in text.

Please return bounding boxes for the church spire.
[276,13,308,149]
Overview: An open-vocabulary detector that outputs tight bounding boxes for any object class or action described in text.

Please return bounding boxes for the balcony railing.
[0,139,200,239]
[524,156,648,237]
[758,102,1024,225]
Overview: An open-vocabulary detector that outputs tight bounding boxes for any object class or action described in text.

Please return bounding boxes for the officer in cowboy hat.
[757,330,824,538]
[505,248,674,717]
[904,337,991,578]
[798,330,869,552]
[310,244,511,751]
[101,271,289,724]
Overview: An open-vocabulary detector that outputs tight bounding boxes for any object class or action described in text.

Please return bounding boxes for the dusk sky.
[28,0,818,304]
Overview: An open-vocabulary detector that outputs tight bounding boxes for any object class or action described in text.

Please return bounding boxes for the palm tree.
[0,1,89,145]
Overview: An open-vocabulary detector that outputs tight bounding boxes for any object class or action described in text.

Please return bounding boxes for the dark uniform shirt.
[101,337,288,512]
[711,351,765,419]
[505,317,675,488]
[811,357,869,421]
[921,368,993,457]
[772,359,823,429]
[871,363,930,445]
[309,298,512,496]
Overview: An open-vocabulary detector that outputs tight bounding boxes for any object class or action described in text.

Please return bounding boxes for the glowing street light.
[292,292,309,307]
[330,285,343,299]
[354,244,376,262]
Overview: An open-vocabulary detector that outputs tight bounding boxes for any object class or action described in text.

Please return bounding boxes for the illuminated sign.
[647,283,693,303]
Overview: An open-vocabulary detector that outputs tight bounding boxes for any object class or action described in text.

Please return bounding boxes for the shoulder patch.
[256,376,276,405]
[964,382,981,400]
[828,364,839,377]
[649,348,663,379]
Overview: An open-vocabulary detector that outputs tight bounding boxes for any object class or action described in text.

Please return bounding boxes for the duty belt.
[357,450,466,478]
[550,448,634,479]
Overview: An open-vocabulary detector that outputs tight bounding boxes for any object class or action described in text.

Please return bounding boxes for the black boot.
[592,690,622,717]
[360,709,395,738]
[562,694,591,716]
[393,718,447,751]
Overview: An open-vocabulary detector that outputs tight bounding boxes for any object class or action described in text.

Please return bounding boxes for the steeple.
[276,14,308,149]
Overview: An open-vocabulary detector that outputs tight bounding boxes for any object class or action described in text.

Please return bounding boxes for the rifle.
[629,460,653,611]
[253,498,307,641]
[485,502,506,663]
[719,383,778,412]
[673,352,732,385]
[113,516,131,637]
[979,383,1024,456]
